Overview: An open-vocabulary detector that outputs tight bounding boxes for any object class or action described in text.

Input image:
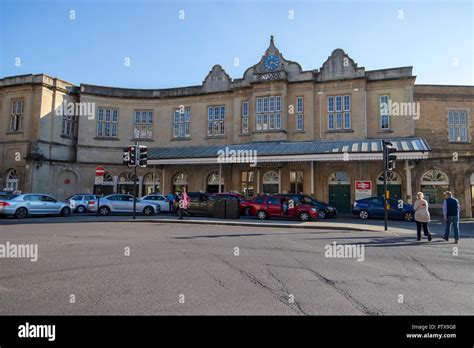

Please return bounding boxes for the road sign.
[94,176,104,185]
[95,167,105,176]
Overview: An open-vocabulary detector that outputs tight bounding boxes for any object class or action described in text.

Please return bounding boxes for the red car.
[249,195,318,221]
[213,192,253,215]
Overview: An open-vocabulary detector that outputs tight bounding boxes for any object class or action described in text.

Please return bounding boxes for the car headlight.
[327,207,334,211]
[311,208,317,212]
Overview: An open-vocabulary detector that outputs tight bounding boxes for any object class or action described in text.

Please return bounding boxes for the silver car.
[97,194,159,216]
[141,194,170,212]
[65,194,99,213]
[0,194,71,219]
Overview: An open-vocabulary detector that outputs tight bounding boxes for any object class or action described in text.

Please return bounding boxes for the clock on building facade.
[264,55,280,71]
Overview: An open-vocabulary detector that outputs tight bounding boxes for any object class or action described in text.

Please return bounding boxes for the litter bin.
[225,199,240,219]
[213,198,226,219]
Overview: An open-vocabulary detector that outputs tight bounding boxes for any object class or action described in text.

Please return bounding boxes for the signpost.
[95,167,105,217]
[355,181,372,201]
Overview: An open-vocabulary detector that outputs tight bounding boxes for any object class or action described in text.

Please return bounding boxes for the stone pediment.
[242,36,309,84]
[318,49,365,81]
[203,64,231,92]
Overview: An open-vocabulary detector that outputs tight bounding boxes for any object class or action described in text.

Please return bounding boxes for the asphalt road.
[0,222,473,315]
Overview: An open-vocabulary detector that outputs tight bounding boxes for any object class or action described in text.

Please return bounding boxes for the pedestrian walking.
[413,192,432,241]
[177,188,190,219]
[442,191,461,243]
[167,192,175,213]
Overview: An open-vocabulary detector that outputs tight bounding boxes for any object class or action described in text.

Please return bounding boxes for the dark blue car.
[352,197,414,221]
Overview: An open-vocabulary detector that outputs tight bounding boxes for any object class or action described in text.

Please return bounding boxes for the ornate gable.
[318,49,365,81]
[203,64,231,92]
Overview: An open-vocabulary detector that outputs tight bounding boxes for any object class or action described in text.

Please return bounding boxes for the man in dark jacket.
[442,191,460,244]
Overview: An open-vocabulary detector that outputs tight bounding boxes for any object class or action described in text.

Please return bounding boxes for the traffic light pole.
[383,167,388,231]
[132,141,138,220]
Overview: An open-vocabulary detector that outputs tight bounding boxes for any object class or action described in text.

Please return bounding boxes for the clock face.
[264,55,280,71]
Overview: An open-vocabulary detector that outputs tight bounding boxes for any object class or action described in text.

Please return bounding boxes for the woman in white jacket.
[413,192,432,241]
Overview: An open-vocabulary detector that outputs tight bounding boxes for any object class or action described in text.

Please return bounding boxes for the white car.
[97,194,160,216]
[141,194,171,212]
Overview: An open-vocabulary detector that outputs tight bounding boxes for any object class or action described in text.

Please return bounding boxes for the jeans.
[444,215,460,240]
[416,221,431,239]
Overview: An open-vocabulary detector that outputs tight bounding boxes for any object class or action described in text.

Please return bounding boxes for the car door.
[42,195,62,214]
[267,196,282,217]
[23,195,43,214]
[122,195,135,212]
[369,197,385,218]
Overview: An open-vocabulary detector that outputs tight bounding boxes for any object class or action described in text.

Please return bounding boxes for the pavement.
[0,220,473,315]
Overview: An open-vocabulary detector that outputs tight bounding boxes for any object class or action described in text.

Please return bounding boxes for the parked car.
[249,195,318,221]
[0,193,71,219]
[184,192,216,217]
[280,194,337,219]
[141,194,170,212]
[65,194,99,213]
[352,196,415,221]
[213,192,253,215]
[97,194,159,216]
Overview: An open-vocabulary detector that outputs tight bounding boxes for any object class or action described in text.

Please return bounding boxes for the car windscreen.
[0,194,18,200]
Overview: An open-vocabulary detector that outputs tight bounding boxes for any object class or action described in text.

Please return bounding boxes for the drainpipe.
[404,159,415,204]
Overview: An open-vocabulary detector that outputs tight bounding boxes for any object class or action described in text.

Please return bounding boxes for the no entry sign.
[95,167,105,176]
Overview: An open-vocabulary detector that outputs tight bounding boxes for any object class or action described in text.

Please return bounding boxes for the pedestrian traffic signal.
[128,145,137,167]
[138,145,147,167]
[122,147,130,165]
[383,141,397,171]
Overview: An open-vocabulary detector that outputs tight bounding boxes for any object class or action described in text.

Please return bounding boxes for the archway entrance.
[328,171,351,213]
[207,171,224,193]
[5,169,19,192]
[420,170,449,205]
[117,173,138,195]
[262,171,279,194]
[377,171,402,200]
[94,172,114,196]
[172,172,188,194]
[142,173,160,195]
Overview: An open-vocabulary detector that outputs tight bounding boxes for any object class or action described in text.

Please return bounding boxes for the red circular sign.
[95,167,105,176]
[64,179,70,185]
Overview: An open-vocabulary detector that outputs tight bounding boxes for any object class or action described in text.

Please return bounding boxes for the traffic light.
[128,145,137,167]
[122,148,130,165]
[138,145,147,167]
[383,141,397,171]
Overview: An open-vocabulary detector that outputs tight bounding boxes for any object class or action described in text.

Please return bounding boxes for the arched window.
[328,171,350,185]
[172,172,188,193]
[5,169,19,191]
[262,171,279,194]
[207,171,224,193]
[377,171,402,184]
[421,170,449,204]
[117,173,138,195]
[142,173,161,195]
[94,172,114,196]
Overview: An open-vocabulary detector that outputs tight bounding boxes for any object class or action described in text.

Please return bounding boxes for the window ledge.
[378,129,394,133]
[205,135,226,139]
[131,138,155,142]
[6,130,23,134]
[170,137,192,141]
[325,129,354,133]
[60,134,76,139]
[252,129,287,134]
[239,133,251,136]
[448,141,471,145]
[94,137,120,141]
[293,130,306,134]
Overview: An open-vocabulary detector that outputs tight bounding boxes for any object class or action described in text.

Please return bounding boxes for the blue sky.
[1,0,473,88]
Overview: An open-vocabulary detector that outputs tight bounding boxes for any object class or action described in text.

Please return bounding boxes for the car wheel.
[318,210,326,219]
[76,205,86,213]
[403,212,414,222]
[359,209,369,220]
[99,206,110,216]
[299,211,311,221]
[14,207,28,219]
[257,210,267,220]
[143,206,154,216]
[60,207,71,217]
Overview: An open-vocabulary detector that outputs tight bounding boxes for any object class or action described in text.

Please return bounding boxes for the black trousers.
[416,221,431,239]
